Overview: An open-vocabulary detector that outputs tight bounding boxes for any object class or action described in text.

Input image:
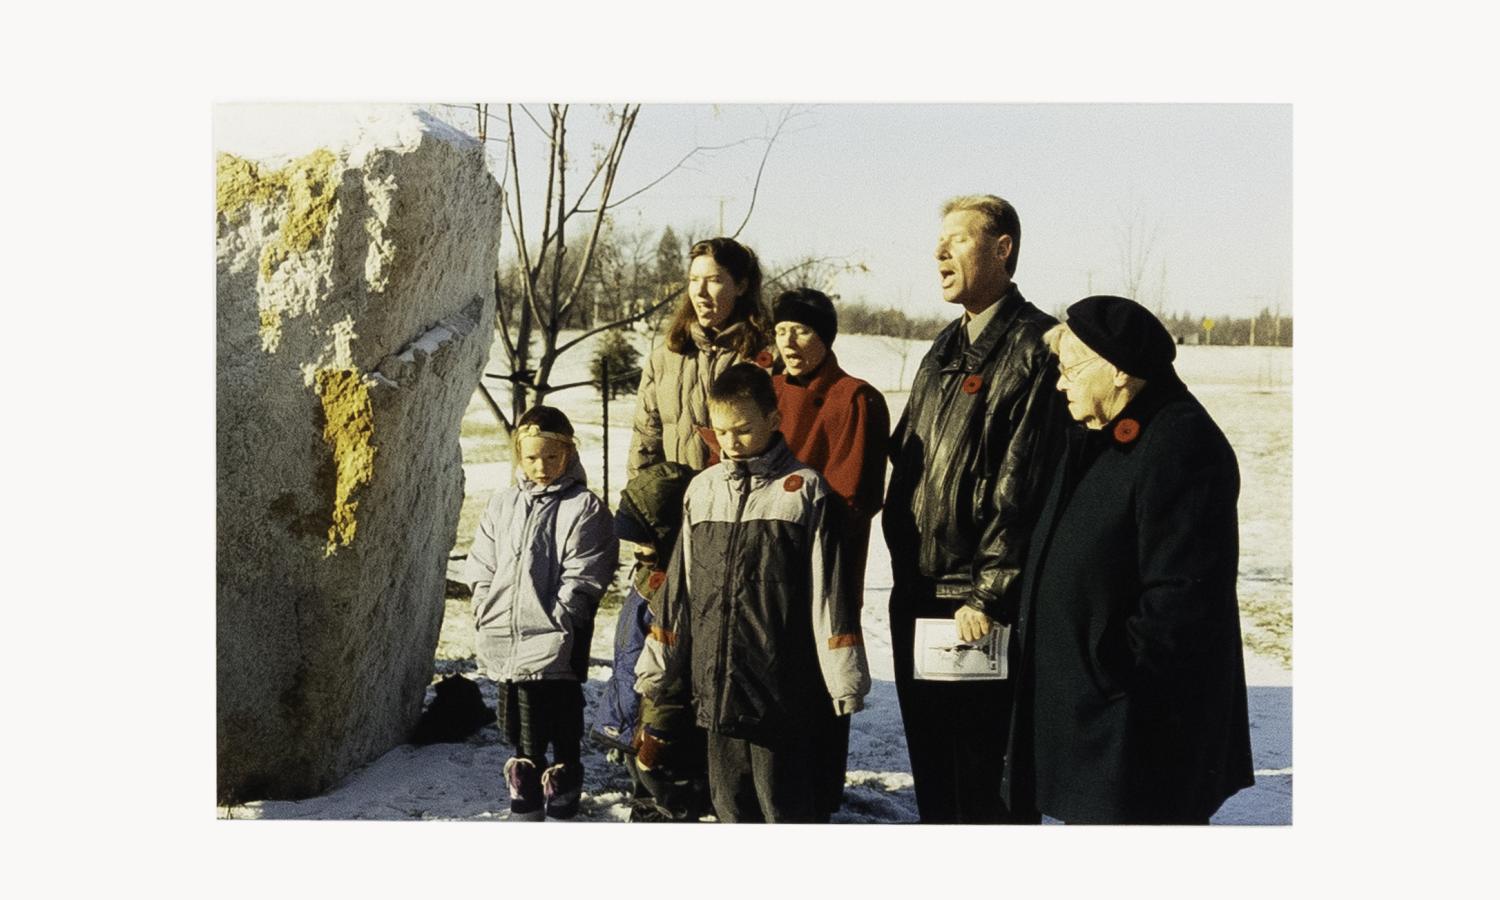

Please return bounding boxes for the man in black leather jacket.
[883,194,1066,823]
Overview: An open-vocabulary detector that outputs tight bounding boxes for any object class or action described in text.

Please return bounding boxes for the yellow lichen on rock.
[258,149,339,281]
[217,154,281,226]
[214,149,341,281]
[315,367,377,557]
[217,150,341,352]
[259,307,283,353]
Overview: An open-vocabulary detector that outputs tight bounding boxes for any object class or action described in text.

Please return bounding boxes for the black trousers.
[498,680,583,767]
[706,731,819,823]
[810,706,852,823]
[890,582,1039,824]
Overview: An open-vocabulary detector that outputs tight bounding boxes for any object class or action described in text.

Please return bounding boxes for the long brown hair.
[665,237,771,358]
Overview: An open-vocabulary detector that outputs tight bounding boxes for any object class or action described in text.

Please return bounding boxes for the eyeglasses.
[1057,355,1103,384]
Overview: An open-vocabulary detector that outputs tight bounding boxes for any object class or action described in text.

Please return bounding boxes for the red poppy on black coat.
[961,375,983,395]
[1113,418,1141,444]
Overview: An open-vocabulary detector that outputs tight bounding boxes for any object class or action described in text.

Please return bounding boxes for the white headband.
[515,423,575,446]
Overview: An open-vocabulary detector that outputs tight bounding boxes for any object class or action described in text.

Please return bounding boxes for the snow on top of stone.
[214,103,475,166]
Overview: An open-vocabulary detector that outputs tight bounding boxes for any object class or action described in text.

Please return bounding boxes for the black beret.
[773,288,837,348]
[1064,295,1176,380]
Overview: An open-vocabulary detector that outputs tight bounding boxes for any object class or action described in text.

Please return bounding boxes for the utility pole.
[713,195,734,235]
[601,357,609,502]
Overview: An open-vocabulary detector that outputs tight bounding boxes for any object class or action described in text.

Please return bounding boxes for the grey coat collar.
[515,455,588,495]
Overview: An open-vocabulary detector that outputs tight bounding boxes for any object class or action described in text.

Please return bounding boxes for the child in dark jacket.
[636,364,870,822]
[464,406,618,820]
[597,460,711,822]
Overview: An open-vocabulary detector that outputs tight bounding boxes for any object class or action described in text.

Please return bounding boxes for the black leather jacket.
[883,285,1066,623]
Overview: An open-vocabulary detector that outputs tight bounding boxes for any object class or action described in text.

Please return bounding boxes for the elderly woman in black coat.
[1002,296,1254,825]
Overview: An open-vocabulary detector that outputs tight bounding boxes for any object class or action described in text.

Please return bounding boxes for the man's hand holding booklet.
[913,617,1008,681]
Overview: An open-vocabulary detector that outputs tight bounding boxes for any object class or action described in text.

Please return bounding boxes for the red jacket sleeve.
[821,384,891,522]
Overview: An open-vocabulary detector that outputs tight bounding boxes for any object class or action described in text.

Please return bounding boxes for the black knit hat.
[773,288,837,348]
[1064,295,1176,380]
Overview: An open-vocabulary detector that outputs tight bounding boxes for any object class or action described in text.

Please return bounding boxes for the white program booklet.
[913,618,1009,681]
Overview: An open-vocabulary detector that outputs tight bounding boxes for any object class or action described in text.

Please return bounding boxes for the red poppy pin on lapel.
[784,474,804,492]
[1113,418,1141,444]
[647,570,666,591]
[961,375,983,395]
[755,350,774,368]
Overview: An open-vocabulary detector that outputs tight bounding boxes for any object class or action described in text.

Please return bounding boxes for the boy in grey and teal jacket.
[635,363,870,822]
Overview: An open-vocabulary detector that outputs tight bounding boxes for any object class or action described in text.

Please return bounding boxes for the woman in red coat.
[770,287,891,822]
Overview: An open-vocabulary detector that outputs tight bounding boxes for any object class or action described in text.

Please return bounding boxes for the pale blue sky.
[491,103,1291,319]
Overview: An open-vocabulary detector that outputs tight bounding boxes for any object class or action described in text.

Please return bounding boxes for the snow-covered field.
[222,331,1292,824]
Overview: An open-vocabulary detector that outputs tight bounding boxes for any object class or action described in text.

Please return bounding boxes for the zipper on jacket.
[509,494,539,681]
[714,470,752,730]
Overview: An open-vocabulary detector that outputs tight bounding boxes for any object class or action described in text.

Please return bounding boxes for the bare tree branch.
[1115,201,1160,301]
[763,254,861,291]
[516,103,552,141]
[473,383,514,438]
[535,106,561,286]
[490,104,789,412]
[439,103,508,127]
[554,287,673,358]
[561,107,629,221]
[505,106,534,300]
[538,377,599,394]
[549,104,570,332]
[730,106,795,239]
[492,271,519,367]
[557,105,639,327]
[581,135,765,213]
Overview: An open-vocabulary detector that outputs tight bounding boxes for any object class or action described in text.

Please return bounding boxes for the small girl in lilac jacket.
[464,405,618,820]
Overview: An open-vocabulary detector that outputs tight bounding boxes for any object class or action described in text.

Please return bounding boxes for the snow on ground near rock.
[223,332,1292,824]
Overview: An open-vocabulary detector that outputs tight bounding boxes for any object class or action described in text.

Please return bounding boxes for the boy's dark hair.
[515,405,576,438]
[708,362,777,415]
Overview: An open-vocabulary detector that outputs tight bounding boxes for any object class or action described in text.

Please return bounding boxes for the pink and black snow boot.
[541,762,583,820]
[503,757,544,821]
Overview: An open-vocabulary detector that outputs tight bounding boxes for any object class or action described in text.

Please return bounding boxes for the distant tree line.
[833,301,952,341]
[501,224,905,339]
[499,221,1294,351]
[1157,308,1294,347]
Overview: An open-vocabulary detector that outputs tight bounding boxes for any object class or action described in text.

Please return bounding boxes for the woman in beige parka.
[626,237,775,480]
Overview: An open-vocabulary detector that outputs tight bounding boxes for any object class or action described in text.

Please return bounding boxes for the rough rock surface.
[216,109,502,802]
